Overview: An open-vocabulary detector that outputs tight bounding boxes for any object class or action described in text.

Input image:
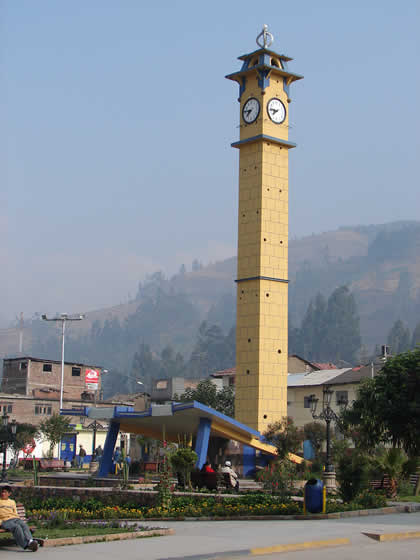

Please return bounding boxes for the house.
[287,363,381,429]
[2,356,104,402]
[210,355,336,387]
[0,356,131,462]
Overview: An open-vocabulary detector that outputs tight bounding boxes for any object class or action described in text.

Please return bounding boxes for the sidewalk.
[1,509,419,559]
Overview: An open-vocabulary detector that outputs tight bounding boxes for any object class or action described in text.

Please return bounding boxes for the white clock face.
[242,97,260,124]
[267,98,286,124]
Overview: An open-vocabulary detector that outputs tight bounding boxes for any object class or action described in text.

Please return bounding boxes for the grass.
[397,495,420,503]
[0,523,154,542]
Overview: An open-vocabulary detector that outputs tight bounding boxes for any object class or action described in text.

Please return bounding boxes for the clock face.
[267,98,286,124]
[242,97,260,124]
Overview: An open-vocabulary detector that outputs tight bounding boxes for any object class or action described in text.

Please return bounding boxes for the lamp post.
[1,414,17,482]
[41,313,85,411]
[309,386,339,491]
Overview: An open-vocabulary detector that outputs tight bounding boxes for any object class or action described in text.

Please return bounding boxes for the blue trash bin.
[304,478,324,513]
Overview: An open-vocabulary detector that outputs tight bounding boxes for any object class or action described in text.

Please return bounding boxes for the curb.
[160,538,350,560]
[362,530,420,542]
[40,528,174,547]
[142,503,420,522]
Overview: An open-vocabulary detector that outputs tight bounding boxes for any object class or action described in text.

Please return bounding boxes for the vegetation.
[39,414,72,458]
[342,347,420,456]
[176,379,234,417]
[303,422,325,462]
[168,447,198,489]
[263,417,304,461]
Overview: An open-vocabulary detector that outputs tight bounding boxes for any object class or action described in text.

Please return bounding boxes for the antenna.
[18,312,24,354]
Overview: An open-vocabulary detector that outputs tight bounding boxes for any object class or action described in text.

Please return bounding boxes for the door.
[61,434,76,463]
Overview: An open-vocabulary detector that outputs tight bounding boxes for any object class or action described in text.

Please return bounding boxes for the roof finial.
[256,24,273,49]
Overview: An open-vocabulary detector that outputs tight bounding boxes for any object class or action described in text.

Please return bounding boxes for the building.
[210,355,335,388]
[287,363,382,429]
[0,356,131,462]
[1,356,103,402]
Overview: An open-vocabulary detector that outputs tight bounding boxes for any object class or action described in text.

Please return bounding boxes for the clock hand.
[245,109,252,117]
[270,108,279,114]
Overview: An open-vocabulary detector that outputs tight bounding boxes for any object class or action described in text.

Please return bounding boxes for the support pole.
[194,418,211,470]
[98,421,120,477]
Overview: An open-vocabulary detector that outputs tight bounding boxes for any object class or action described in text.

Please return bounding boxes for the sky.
[1,0,419,325]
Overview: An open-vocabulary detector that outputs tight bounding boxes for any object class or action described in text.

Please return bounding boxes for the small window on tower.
[20,362,27,370]
[72,367,81,377]
[43,363,52,373]
[304,396,312,408]
[271,58,281,68]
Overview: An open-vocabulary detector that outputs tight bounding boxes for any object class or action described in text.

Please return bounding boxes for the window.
[336,391,348,406]
[43,363,52,372]
[0,405,12,414]
[35,405,52,415]
[72,367,81,377]
[20,361,27,370]
[304,396,312,409]
[156,380,168,389]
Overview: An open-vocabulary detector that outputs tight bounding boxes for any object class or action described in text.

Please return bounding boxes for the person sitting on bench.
[0,485,38,551]
[201,462,215,473]
[221,460,239,490]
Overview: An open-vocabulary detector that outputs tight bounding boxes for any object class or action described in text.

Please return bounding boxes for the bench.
[0,503,35,534]
[369,476,391,491]
[190,472,234,491]
[39,459,65,471]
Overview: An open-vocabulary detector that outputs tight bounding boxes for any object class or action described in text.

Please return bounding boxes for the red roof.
[311,362,337,370]
[211,367,236,377]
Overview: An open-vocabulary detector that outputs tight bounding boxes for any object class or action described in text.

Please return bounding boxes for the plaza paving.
[1,509,419,559]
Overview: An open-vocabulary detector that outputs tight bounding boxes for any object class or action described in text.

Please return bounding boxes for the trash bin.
[304,478,324,513]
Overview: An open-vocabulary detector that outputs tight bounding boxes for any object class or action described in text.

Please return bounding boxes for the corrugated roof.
[287,368,351,387]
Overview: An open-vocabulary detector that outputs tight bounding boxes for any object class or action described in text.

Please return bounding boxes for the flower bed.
[25,491,388,521]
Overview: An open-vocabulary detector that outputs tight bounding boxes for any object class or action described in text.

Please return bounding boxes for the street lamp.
[1,414,17,482]
[309,386,339,491]
[42,313,85,411]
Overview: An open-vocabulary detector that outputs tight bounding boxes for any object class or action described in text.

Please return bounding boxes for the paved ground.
[1,510,419,559]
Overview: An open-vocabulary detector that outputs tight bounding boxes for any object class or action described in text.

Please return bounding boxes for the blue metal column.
[194,417,212,469]
[242,444,256,476]
[98,421,120,477]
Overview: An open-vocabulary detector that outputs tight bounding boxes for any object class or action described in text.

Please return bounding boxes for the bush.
[353,489,387,509]
[256,459,297,500]
[335,449,371,503]
[398,479,414,497]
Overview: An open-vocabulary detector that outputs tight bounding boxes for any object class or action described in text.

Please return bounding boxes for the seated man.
[0,485,38,551]
[221,460,239,491]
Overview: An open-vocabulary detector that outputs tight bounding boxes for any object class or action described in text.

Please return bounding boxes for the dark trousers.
[1,517,33,549]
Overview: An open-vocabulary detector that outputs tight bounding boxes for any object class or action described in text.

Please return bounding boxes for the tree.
[303,421,325,459]
[373,447,407,498]
[323,286,361,364]
[10,423,39,461]
[342,347,420,457]
[39,414,72,458]
[387,319,411,355]
[412,321,420,349]
[176,379,234,417]
[169,447,198,488]
[263,417,304,461]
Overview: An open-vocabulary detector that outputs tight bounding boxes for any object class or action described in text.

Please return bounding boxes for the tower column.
[226,26,303,434]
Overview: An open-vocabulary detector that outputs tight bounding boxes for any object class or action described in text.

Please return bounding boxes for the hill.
[2,220,420,365]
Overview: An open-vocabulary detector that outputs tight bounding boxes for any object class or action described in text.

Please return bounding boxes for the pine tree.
[387,319,411,355]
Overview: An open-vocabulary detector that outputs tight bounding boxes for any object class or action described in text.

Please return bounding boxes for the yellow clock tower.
[226,26,303,433]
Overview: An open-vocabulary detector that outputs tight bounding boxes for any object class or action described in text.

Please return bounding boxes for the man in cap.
[221,460,239,491]
[0,484,38,551]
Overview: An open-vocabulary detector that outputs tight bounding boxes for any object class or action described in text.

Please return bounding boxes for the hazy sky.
[2,1,419,324]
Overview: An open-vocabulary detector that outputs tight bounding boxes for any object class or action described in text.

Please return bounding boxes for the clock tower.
[226,26,303,433]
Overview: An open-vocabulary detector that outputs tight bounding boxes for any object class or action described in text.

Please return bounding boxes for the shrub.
[335,448,371,503]
[256,459,297,500]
